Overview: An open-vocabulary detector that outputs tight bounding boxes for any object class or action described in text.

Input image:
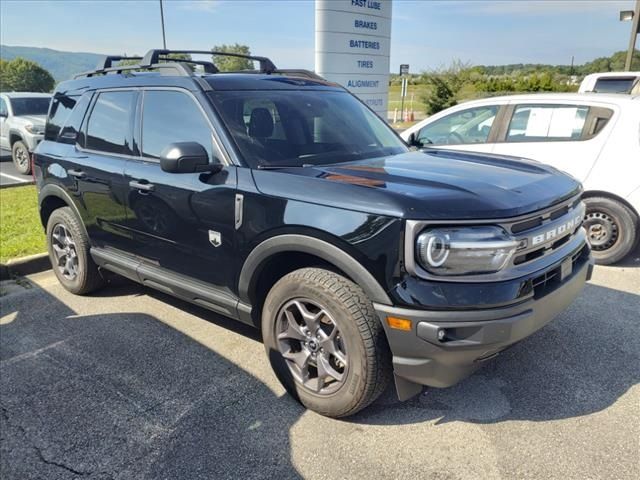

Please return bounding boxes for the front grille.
[530,245,587,297]
[506,196,585,269]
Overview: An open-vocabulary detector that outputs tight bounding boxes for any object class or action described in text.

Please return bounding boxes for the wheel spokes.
[276,298,348,395]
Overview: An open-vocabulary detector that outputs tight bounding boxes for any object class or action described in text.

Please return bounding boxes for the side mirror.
[0,112,7,118]
[408,132,422,148]
[159,142,222,174]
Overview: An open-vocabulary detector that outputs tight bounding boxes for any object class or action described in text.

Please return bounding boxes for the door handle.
[67,169,86,179]
[129,180,155,192]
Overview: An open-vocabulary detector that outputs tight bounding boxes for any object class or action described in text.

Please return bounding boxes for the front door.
[123,89,237,294]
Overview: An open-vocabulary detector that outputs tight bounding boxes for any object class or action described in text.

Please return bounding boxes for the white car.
[579,72,640,94]
[401,93,640,264]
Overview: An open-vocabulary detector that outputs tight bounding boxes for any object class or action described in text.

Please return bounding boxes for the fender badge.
[208,230,222,247]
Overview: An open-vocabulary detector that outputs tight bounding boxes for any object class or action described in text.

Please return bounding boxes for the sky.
[0,0,636,71]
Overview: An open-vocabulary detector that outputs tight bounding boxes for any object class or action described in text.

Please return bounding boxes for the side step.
[90,247,253,325]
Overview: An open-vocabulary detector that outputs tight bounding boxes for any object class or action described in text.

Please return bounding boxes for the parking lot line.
[0,172,29,183]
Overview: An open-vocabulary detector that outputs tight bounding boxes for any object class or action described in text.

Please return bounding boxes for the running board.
[90,247,254,325]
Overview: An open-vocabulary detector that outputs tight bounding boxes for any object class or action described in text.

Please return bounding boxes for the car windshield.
[10,97,51,116]
[209,90,407,168]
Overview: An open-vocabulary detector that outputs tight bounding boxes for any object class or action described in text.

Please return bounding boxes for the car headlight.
[25,124,45,135]
[416,226,519,276]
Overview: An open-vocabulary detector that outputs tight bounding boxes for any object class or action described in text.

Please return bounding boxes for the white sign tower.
[315,0,392,119]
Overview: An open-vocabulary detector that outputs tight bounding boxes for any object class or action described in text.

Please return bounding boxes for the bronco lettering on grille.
[531,214,583,246]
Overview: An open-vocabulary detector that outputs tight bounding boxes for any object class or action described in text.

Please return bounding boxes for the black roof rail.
[141,49,277,74]
[74,62,194,79]
[96,55,143,71]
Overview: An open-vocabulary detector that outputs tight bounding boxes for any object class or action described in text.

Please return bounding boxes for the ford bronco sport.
[34,50,593,417]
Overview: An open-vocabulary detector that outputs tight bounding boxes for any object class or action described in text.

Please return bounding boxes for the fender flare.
[8,129,25,145]
[39,184,89,239]
[238,234,392,305]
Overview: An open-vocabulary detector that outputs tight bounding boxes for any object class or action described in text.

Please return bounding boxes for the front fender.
[238,234,392,305]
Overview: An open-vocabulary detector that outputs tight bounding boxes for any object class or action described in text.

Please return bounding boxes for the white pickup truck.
[0,92,51,175]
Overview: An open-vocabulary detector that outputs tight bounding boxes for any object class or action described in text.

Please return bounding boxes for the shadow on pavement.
[0,282,304,479]
[1,274,638,478]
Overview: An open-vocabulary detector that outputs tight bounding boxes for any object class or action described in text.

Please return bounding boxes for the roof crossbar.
[96,55,143,71]
[141,49,277,74]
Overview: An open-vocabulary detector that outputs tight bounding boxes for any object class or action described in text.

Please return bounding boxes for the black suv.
[35,50,593,417]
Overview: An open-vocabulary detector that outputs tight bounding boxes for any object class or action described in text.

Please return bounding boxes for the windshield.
[209,90,407,168]
[10,97,51,116]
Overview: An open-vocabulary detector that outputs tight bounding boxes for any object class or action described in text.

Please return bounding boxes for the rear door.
[491,102,615,181]
[122,88,237,293]
[76,89,138,249]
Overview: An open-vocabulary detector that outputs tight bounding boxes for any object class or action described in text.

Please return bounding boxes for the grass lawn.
[0,185,46,263]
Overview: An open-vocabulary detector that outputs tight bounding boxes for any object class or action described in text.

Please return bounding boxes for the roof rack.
[96,55,143,71]
[141,49,277,74]
[74,49,325,82]
[74,62,194,79]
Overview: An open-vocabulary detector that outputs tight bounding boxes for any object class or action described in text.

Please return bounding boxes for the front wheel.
[12,141,31,175]
[262,268,392,418]
[583,197,638,265]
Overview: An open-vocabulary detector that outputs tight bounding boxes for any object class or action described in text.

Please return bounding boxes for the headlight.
[416,226,518,276]
[25,124,45,135]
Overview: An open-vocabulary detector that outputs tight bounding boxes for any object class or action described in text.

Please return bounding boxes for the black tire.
[262,267,392,418]
[12,140,31,175]
[583,196,638,265]
[46,207,105,295]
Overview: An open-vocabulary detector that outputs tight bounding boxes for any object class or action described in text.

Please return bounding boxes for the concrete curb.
[0,253,50,280]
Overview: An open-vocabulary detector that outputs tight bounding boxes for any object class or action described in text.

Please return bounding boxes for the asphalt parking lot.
[1,253,639,479]
[0,154,32,187]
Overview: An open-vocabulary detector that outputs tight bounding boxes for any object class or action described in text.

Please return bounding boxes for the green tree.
[211,44,253,71]
[0,57,55,92]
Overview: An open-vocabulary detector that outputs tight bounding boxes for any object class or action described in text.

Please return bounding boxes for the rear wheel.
[46,207,105,294]
[12,141,31,175]
[583,197,637,265]
[262,268,391,418]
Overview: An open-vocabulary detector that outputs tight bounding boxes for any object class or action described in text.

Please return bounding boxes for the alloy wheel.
[14,145,29,170]
[276,298,348,395]
[51,224,79,280]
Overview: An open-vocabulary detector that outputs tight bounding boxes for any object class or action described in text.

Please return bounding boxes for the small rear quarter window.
[45,93,79,141]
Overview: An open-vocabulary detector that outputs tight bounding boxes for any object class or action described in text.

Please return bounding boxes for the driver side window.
[417,105,499,146]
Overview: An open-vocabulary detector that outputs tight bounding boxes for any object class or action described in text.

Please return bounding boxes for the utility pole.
[623,0,640,71]
[159,0,167,49]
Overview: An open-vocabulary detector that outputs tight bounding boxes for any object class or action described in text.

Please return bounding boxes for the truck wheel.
[12,141,31,175]
[583,197,637,265]
[46,207,105,295]
[262,267,391,417]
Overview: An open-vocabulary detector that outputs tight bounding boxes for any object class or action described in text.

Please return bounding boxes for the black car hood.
[252,149,582,220]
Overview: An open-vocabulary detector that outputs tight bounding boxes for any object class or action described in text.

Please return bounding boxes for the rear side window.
[0,98,7,117]
[593,77,636,94]
[45,94,78,141]
[141,90,215,160]
[507,105,589,142]
[58,94,92,144]
[85,91,136,155]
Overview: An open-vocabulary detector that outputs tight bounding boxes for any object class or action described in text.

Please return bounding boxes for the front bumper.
[374,247,593,399]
